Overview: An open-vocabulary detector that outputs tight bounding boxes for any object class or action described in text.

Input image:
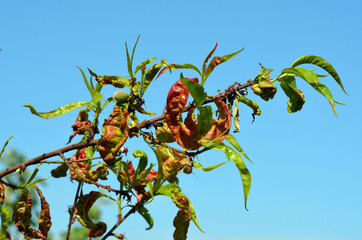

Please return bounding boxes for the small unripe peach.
[113,90,129,103]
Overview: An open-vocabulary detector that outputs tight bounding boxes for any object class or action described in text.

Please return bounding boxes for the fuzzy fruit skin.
[112,91,129,103]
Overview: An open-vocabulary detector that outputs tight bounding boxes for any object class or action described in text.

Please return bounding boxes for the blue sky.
[1,1,361,240]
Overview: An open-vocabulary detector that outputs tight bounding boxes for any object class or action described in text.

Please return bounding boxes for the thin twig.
[66,182,82,240]
[101,203,139,240]
[0,140,98,178]
[60,154,129,197]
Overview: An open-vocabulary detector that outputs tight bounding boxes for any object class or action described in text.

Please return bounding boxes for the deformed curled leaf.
[98,105,130,165]
[156,145,189,179]
[171,189,192,240]
[34,186,52,239]
[0,182,5,203]
[279,75,305,113]
[252,64,277,101]
[74,191,107,238]
[165,78,232,150]
[12,189,49,240]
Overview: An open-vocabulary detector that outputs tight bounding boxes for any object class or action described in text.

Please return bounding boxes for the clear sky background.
[1,1,361,240]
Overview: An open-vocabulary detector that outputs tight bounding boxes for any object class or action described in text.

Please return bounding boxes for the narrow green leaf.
[155,183,180,196]
[0,135,13,159]
[141,62,163,97]
[23,101,89,119]
[23,167,39,187]
[180,75,207,109]
[203,47,244,85]
[134,57,157,76]
[137,206,154,230]
[77,66,94,97]
[87,91,103,110]
[232,95,241,132]
[148,145,164,191]
[156,63,201,79]
[202,42,218,78]
[201,142,251,209]
[193,161,227,171]
[225,134,252,163]
[26,177,50,187]
[291,55,347,94]
[227,146,251,210]
[197,105,212,135]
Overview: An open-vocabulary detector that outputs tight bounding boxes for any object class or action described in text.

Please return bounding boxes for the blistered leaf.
[193,161,226,171]
[34,186,52,239]
[279,75,305,113]
[98,105,129,165]
[137,206,154,230]
[74,191,107,238]
[0,135,13,159]
[12,189,47,239]
[291,55,347,94]
[23,101,89,119]
[283,68,338,115]
[156,63,201,79]
[0,182,5,202]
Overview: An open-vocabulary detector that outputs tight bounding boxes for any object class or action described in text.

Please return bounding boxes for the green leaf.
[87,91,103,110]
[278,75,305,113]
[137,206,154,230]
[23,167,39,187]
[133,150,148,181]
[148,145,165,192]
[291,55,347,94]
[180,74,207,109]
[282,68,338,115]
[201,142,251,209]
[203,47,244,85]
[125,36,140,78]
[193,161,226,171]
[141,62,163,97]
[225,134,252,163]
[23,101,90,119]
[232,95,241,132]
[155,183,180,196]
[134,57,157,76]
[156,63,201,79]
[0,135,13,159]
[77,66,94,97]
[197,105,212,135]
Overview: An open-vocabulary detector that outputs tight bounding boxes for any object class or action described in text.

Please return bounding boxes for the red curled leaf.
[118,161,158,202]
[34,186,52,239]
[68,109,91,144]
[98,105,129,165]
[165,79,232,150]
[171,189,192,240]
[0,182,5,203]
[12,189,47,240]
[74,191,107,238]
